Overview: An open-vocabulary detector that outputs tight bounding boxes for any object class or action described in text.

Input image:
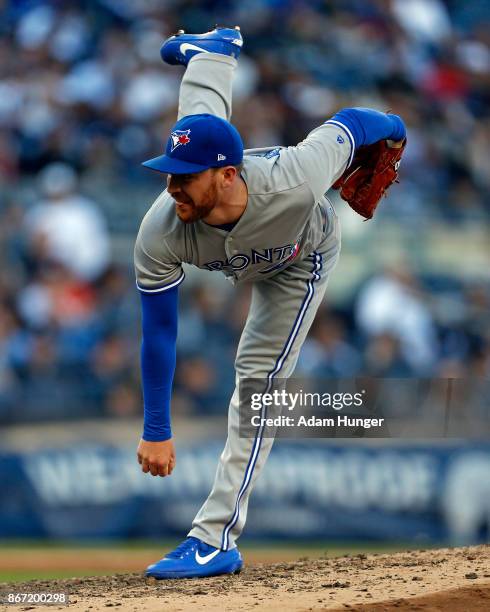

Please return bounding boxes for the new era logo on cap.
[217,154,226,161]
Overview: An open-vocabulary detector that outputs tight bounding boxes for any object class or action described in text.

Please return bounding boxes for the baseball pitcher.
[134,26,406,579]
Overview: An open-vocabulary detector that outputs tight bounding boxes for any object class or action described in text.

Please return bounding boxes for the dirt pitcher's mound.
[1,545,488,611]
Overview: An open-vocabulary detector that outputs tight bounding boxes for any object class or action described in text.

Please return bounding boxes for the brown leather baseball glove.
[332,138,406,220]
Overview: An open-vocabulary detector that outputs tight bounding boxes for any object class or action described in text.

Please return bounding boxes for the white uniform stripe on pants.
[220,252,323,550]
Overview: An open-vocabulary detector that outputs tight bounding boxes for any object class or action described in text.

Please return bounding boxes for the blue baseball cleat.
[160,26,243,66]
[145,536,243,579]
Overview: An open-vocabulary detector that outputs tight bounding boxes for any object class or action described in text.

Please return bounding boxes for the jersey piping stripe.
[324,120,355,168]
[220,252,323,550]
[136,270,185,293]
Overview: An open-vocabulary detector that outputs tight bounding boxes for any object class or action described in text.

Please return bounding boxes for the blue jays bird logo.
[170,129,191,152]
[259,239,302,274]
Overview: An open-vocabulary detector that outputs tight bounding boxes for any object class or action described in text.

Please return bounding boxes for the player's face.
[167,170,218,223]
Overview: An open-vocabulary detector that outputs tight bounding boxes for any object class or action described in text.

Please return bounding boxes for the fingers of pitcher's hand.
[141,459,150,473]
[168,457,176,475]
[157,462,168,477]
[137,453,142,465]
[149,462,159,476]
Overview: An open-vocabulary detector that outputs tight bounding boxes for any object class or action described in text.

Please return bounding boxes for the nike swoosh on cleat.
[180,42,208,56]
[195,549,221,565]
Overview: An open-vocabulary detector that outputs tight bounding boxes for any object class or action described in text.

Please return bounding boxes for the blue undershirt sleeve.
[328,108,406,148]
[139,286,179,442]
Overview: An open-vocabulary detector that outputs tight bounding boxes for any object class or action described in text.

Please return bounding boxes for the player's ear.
[220,166,237,186]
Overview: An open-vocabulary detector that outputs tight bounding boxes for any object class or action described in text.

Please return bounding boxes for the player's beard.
[175,179,218,224]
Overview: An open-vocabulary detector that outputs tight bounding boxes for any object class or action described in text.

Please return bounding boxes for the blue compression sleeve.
[329,108,406,148]
[139,286,179,442]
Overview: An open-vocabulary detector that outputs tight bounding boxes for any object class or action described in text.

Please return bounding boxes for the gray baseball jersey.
[134,126,351,291]
[136,52,346,550]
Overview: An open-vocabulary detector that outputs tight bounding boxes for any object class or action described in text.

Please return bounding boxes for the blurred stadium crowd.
[0,0,489,423]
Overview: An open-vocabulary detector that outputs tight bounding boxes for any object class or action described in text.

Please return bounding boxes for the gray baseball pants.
[178,53,341,550]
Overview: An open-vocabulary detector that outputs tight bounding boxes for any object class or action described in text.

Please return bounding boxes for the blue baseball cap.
[142,113,243,175]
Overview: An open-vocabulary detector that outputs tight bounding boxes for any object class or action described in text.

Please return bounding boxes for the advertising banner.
[0,442,488,543]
